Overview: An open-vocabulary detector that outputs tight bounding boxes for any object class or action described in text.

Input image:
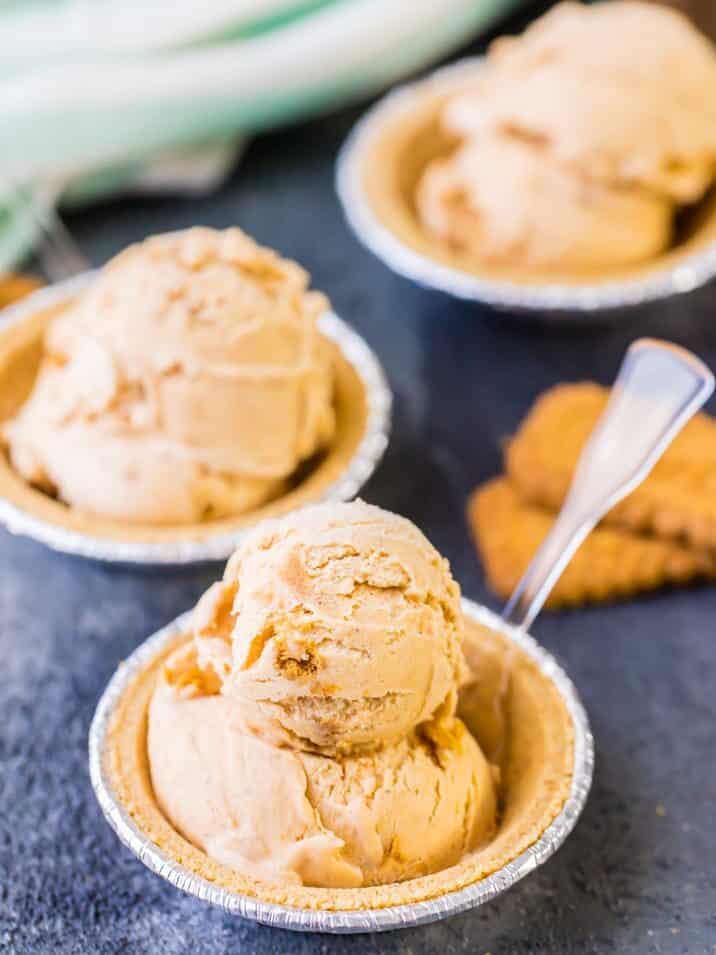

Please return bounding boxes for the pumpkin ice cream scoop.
[192,499,466,754]
[444,1,716,202]
[3,227,335,524]
[147,501,497,887]
[417,134,672,271]
[148,654,496,888]
[417,1,716,273]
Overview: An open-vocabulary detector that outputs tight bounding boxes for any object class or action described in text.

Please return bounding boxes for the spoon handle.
[503,338,714,631]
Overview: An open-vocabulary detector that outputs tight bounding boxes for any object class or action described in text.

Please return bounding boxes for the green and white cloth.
[0,0,520,270]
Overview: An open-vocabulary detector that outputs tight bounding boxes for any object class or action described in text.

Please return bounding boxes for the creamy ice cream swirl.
[4,227,335,523]
[417,1,716,272]
[148,502,497,887]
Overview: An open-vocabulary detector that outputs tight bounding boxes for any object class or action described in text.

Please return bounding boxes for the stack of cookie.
[469,384,716,608]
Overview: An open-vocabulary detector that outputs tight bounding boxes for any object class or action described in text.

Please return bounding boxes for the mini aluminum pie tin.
[336,57,716,316]
[0,275,391,564]
[88,599,594,934]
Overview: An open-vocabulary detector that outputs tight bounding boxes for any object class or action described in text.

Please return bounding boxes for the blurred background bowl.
[336,58,716,317]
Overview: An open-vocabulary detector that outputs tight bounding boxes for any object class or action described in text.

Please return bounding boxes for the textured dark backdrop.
[2,3,715,952]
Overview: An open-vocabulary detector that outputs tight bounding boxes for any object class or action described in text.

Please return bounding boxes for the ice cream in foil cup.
[89,598,593,933]
[337,29,716,317]
[0,273,391,565]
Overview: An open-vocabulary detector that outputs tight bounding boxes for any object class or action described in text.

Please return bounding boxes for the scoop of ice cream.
[444,2,716,202]
[417,134,672,270]
[148,643,496,888]
[192,500,465,754]
[3,227,335,524]
[147,500,497,888]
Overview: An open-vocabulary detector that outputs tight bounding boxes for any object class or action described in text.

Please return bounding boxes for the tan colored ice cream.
[445,1,716,201]
[192,499,466,754]
[149,644,495,888]
[418,1,716,271]
[147,501,497,888]
[417,135,672,271]
[3,227,335,524]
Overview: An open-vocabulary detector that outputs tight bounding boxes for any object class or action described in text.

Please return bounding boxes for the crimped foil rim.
[88,599,594,934]
[336,57,716,314]
[0,274,391,564]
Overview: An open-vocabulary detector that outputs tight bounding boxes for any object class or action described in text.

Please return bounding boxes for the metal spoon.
[503,337,714,632]
[463,339,715,770]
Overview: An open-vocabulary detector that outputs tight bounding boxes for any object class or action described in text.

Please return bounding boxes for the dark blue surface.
[3,9,716,954]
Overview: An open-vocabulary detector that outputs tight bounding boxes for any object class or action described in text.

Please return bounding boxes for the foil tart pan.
[0,275,391,565]
[89,599,594,934]
[336,57,716,316]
